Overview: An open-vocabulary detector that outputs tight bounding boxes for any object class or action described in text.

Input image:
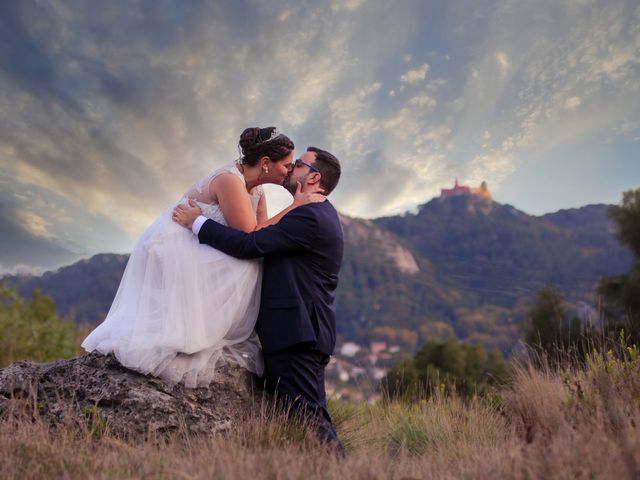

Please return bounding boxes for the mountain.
[375,197,631,349]
[5,254,129,324]
[2,198,633,353]
[377,198,629,306]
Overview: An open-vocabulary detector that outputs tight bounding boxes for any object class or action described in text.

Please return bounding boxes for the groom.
[173,147,344,454]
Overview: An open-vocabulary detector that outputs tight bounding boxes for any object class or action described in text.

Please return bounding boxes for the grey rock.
[0,353,264,438]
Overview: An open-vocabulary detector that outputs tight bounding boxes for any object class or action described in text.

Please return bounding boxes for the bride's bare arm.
[212,174,260,233]
[256,194,268,225]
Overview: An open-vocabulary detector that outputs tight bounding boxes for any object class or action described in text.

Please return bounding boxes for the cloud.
[0,0,638,269]
[0,0,427,247]
[0,0,364,237]
[13,208,55,239]
[330,82,382,148]
[382,108,424,140]
[331,149,414,216]
[415,125,453,149]
[332,0,367,12]
[408,94,437,108]
[0,196,80,274]
[400,64,429,85]
[448,0,640,199]
[466,151,516,186]
[564,96,582,110]
[495,51,510,77]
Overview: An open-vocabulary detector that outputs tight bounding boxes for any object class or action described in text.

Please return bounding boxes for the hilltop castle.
[440,178,492,201]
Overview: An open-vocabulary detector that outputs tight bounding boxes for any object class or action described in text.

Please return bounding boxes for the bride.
[82,127,322,387]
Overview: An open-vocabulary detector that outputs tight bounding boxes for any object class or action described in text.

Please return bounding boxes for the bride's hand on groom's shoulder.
[172,199,202,229]
[293,181,326,208]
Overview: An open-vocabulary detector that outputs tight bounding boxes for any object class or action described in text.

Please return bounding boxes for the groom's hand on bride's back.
[172,199,202,229]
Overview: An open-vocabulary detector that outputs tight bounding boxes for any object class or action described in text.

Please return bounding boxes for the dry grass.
[2,349,639,479]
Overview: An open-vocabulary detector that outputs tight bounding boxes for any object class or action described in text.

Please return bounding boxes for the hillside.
[377,198,628,306]
[337,214,459,344]
[5,254,129,324]
[375,197,631,348]
[2,198,633,353]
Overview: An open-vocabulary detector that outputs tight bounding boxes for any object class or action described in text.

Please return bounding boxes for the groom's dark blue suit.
[197,200,344,450]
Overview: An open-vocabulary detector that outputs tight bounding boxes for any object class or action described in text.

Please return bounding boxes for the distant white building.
[340,341,361,357]
[373,368,387,380]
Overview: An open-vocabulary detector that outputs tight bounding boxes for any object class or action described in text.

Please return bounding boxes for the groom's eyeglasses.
[293,158,320,173]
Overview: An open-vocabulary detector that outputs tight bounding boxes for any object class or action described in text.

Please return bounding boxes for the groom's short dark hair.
[307,147,341,195]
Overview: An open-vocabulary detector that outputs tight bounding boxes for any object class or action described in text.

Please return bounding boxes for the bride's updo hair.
[238,127,294,166]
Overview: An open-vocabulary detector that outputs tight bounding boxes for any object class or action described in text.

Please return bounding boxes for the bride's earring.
[264,167,269,174]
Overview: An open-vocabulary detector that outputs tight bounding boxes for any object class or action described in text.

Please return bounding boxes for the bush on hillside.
[0,284,77,367]
[381,339,508,400]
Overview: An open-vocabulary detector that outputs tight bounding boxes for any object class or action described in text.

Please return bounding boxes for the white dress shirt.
[191,215,207,235]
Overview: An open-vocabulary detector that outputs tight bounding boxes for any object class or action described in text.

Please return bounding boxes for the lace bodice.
[180,162,263,226]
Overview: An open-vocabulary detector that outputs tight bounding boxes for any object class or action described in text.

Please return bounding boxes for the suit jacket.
[197,201,344,355]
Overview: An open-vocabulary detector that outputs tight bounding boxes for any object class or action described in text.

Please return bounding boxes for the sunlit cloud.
[495,51,509,77]
[415,125,453,150]
[408,94,437,108]
[400,64,429,85]
[331,0,367,13]
[14,209,54,239]
[564,96,582,110]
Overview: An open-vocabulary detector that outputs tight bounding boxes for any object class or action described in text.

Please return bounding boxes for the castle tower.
[440,178,471,197]
[472,181,493,200]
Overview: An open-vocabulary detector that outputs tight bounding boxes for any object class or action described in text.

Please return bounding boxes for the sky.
[1,0,639,274]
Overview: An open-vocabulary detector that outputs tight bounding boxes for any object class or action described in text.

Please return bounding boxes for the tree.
[0,284,77,367]
[523,284,582,361]
[380,358,419,400]
[598,189,640,344]
[382,339,508,400]
[610,189,640,257]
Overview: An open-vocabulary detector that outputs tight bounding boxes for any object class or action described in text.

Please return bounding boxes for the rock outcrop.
[0,353,262,437]
[340,214,420,274]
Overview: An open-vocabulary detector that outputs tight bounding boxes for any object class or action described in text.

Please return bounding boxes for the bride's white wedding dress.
[82,162,263,387]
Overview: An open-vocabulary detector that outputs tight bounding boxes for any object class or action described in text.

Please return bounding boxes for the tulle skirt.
[82,207,263,388]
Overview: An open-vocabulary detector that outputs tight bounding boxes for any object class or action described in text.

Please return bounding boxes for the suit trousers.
[263,344,344,455]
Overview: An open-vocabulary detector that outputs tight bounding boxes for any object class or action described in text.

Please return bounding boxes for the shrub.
[0,284,76,367]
